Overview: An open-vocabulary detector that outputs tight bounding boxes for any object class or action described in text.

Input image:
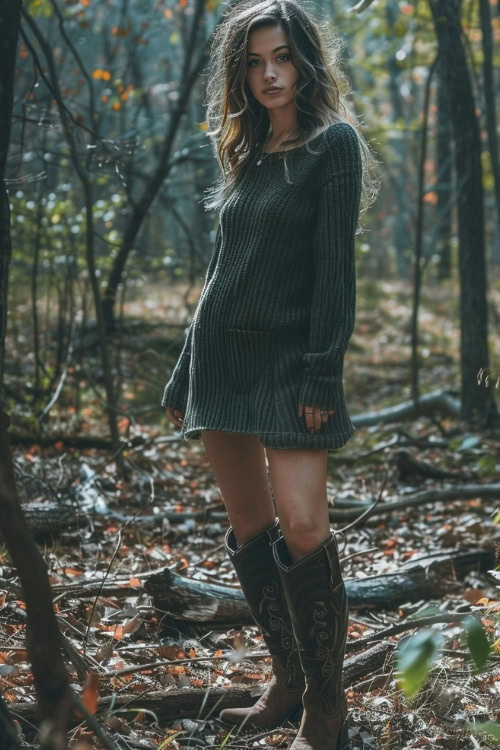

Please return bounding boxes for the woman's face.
[246,23,298,110]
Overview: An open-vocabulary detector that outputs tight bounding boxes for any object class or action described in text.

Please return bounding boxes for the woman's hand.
[298,403,335,433]
[165,407,184,429]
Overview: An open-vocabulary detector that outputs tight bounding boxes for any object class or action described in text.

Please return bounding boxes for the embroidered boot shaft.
[219,518,305,729]
[273,533,349,750]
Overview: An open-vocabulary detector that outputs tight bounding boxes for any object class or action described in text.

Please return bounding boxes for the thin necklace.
[256,130,296,166]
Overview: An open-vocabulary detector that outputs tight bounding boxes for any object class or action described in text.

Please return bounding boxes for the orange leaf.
[464,588,486,605]
[129,577,141,588]
[64,568,84,576]
[118,417,129,432]
[81,672,99,715]
[114,625,124,641]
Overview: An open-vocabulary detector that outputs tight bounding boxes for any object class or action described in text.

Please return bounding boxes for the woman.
[162,2,379,748]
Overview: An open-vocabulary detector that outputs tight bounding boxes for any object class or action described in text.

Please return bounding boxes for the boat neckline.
[260,122,345,155]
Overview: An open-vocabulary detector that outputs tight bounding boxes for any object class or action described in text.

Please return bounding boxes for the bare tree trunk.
[0,0,22,396]
[429,0,497,425]
[478,0,500,243]
[410,55,438,403]
[386,0,411,279]
[0,413,73,749]
[0,693,21,749]
[436,61,453,280]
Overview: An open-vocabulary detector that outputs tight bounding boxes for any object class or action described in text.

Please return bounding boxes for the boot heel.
[336,720,349,749]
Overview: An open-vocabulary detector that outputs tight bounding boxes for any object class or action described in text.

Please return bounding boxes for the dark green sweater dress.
[161,121,362,450]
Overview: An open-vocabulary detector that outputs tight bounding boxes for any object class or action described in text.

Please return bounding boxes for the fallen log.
[145,546,495,622]
[8,641,394,732]
[351,388,461,427]
[390,448,472,482]
[16,482,500,541]
[331,483,500,523]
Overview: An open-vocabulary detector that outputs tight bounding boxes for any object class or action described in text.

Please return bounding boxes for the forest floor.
[2,277,500,749]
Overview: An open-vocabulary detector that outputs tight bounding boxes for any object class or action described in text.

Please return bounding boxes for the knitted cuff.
[161,378,188,413]
[298,375,345,411]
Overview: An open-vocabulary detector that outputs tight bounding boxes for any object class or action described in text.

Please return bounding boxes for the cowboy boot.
[273,533,349,750]
[219,518,305,729]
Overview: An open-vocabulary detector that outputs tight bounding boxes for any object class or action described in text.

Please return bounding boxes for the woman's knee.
[279,515,331,558]
[200,430,276,541]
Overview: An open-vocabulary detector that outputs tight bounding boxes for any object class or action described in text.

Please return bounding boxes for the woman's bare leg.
[200,430,276,544]
[265,448,331,562]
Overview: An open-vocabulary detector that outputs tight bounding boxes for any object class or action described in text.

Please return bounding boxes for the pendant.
[257,159,262,166]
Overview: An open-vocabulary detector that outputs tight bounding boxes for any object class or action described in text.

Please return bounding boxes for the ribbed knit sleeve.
[161,225,222,412]
[298,124,362,411]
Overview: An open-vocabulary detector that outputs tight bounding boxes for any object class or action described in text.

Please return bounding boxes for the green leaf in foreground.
[396,628,443,699]
[463,615,491,669]
[156,731,186,749]
[218,726,234,749]
[467,722,500,743]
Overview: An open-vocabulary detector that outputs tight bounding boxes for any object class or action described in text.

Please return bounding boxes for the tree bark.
[0,0,22,393]
[435,59,453,281]
[478,0,500,248]
[144,547,495,623]
[0,694,21,750]
[429,0,497,424]
[0,413,73,749]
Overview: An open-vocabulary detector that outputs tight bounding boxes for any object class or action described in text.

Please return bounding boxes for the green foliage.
[396,628,443,699]
[154,730,185,748]
[26,0,53,18]
[397,617,492,700]
[218,726,234,749]
[8,189,127,280]
[462,615,491,670]
[477,453,497,478]
[466,722,500,744]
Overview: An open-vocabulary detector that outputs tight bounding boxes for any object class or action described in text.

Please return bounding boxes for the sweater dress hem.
[180,423,356,450]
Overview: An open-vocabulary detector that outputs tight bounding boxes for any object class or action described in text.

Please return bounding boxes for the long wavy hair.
[201,0,380,229]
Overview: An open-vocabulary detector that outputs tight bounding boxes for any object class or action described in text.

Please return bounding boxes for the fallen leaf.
[79,672,99,716]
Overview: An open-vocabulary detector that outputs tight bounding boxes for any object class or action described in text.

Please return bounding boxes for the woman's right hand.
[165,407,184,429]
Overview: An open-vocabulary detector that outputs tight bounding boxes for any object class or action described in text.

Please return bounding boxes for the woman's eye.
[247,55,290,67]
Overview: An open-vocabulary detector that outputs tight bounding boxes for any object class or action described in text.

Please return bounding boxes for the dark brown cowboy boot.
[273,533,349,750]
[219,518,305,729]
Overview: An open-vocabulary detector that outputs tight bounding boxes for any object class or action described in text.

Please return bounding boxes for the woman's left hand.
[298,403,336,433]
